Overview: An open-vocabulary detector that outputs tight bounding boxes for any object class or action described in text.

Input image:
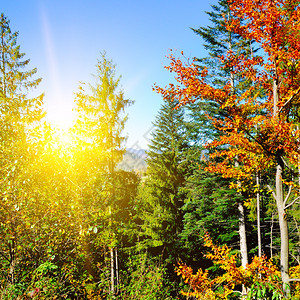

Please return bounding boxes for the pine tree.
[137,98,191,254]
[0,13,44,288]
[73,52,133,295]
[0,13,44,126]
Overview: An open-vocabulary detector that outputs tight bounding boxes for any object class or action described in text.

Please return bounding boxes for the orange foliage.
[154,1,300,297]
[176,234,282,299]
[153,0,300,186]
[290,265,300,297]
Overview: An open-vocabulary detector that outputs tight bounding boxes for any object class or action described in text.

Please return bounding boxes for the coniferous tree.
[73,52,133,296]
[134,98,193,297]
[0,13,44,289]
[137,98,191,258]
[0,13,44,126]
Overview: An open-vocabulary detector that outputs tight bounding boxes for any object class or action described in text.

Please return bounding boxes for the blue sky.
[2,0,215,148]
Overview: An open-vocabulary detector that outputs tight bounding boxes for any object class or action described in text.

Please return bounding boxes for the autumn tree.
[185,0,260,271]
[177,233,283,299]
[155,0,300,297]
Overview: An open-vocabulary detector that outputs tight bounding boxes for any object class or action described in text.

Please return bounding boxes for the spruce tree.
[0,13,44,125]
[73,52,133,295]
[137,98,191,254]
[0,13,44,288]
[134,98,193,296]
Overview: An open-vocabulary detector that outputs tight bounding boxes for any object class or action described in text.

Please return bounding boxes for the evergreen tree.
[74,51,131,168]
[134,98,193,297]
[73,52,133,296]
[0,13,44,289]
[0,13,44,126]
[137,98,191,255]
[191,0,253,90]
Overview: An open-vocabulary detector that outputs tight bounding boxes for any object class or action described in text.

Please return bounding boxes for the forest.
[1,0,300,299]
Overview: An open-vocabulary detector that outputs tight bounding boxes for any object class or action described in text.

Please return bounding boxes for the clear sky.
[2,0,215,149]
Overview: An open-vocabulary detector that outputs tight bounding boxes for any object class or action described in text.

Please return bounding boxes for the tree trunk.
[228,17,250,295]
[235,161,248,270]
[238,201,248,296]
[115,247,119,294]
[9,239,15,285]
[276,161,290,297]
[238,201,248,268]
[256,174,262,257]
[270,213,274,258]
[110,246,114,295]
[273,74,290,297]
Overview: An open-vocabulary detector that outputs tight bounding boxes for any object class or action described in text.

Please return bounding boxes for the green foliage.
[0,3,300,299]
[247,277,284,300]
[181,162,240,250]
[0,12,45,292]
[120,252,174,300]
[0,13,44,123]
[137,98,191,250]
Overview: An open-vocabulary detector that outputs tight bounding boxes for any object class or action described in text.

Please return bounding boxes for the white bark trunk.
[238,201,248,268]
[238,201,248,297]
[270,213,274,258]
[110,247,114,294]
[235,161,248,270]
[276,163,290,297]
[256,174,262,257]
[273,76,290,297]
[115,247,119,294]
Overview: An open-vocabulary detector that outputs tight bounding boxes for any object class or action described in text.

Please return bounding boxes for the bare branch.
[0,251,9,262]
[279,87,300,113]
[290,251,300,265]
[281,156,298,176]
[285,196,300,210]
[267,184,277,201]
[232,290,242,294]
[283,184,293,207]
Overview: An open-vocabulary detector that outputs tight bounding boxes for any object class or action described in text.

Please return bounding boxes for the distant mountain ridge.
[118,148,147,172]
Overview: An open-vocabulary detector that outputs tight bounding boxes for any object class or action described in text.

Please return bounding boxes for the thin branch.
[0,251,10,262]
[281,156,298,176]
[244,129,273,156]
[283,184,293,207]
[285,196,300,210]
[290,252,300,265]
[279,87,300,113]
[267,184,277,201]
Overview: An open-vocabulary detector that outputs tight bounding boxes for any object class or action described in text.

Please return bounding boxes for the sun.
[47,110,75,132]
[50,127,77,153]
[55,129,74,145]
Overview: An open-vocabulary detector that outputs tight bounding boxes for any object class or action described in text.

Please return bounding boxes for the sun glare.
[51,127,77,152]
[47,108,75,131]
[56,129,74,145]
